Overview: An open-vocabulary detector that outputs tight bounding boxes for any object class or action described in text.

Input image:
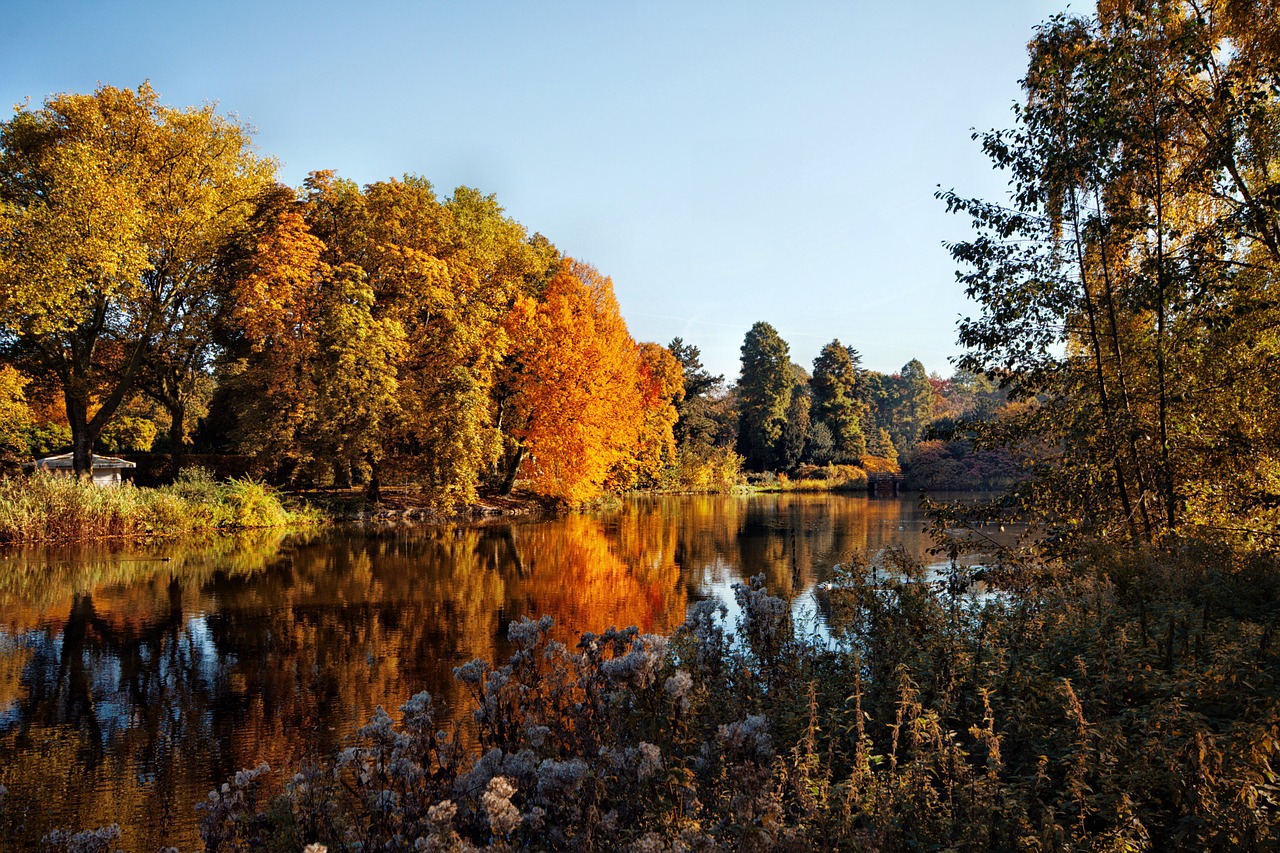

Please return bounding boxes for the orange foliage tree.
[612,342,684,490]
[502,261,675,504]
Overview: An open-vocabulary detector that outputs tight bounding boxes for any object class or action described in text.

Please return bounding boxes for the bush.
[672,445,743,493]
[98,416,159,453]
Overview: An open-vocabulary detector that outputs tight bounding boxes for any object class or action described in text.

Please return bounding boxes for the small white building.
[23,453,137,487]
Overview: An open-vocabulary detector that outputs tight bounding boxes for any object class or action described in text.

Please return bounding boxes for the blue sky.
[2,0,1068,382]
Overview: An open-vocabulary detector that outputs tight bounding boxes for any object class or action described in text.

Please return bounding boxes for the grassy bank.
[91,536,1275,852]
[746,463,871,493]
[0,468,321,544]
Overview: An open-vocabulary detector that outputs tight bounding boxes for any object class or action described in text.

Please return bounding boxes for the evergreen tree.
[811,340,868,462]
[668,337,725,450]
[735,322,796,471]
[779,384,810,471]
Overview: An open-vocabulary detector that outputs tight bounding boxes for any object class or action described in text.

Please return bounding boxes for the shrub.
[98,416,159,453]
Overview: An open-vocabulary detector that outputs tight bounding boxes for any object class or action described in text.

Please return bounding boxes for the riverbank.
[302,487,551,525]
[0,469,321,544]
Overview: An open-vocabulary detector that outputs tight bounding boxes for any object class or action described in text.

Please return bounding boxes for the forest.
[0,86,1016,516]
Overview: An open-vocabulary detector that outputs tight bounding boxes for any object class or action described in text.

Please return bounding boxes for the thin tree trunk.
[167,399,187,475]
[499,445,525,496]
[366,452,382,504]
[1151,77,1177,531]
[1070,192,1142,543]
[1093,187,1155,540]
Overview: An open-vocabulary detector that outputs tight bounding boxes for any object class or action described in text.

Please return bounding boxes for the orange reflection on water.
[0,494,939,851]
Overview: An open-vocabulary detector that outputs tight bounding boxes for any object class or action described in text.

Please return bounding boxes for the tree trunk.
[1069,193,1142,544]
[65,395,96,480]
[167,399,187,475]
[366,453,382,504]
[499,445,525,495]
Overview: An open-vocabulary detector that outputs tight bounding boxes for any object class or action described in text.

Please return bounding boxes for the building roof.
[23,452,137,471]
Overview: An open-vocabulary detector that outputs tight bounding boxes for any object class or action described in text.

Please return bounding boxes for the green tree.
[668,337,725,450]
[0,84,274,476]
[779,384,811,471]
[941,1,1280,542]
[735,322,796,471]
[804,419,835,465]
[810,340,867,462]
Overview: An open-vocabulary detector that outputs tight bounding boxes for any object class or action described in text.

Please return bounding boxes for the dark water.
[0,493,958,850]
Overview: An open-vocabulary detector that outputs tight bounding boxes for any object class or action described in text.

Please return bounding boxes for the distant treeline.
[668,329,1019,493]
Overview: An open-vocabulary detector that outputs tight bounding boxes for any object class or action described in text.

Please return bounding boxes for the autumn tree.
[736,322,797,471]
[941,1,1280,541]
[0,84,274,475]
[501,261,647,505]
[623,342,684,488]
[0,365,33,466]
[304,174,557,507]
[212,189,328,473]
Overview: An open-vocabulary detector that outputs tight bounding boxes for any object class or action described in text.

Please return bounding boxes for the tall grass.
[0,468,320,544]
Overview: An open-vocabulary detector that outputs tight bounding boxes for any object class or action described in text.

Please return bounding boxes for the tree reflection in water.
[0,494,938,850]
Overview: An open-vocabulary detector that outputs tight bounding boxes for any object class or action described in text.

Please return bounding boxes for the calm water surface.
[0,493,958,850]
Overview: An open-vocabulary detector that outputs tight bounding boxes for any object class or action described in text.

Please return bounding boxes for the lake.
[0,492,962,850]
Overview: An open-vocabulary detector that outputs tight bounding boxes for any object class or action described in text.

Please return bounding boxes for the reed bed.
[0,468,320,544]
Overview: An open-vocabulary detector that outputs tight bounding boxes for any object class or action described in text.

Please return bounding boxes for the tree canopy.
[941,0,1280,543]
[0,83,275,475]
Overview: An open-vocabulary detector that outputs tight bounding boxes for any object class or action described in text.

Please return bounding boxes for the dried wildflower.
[508,614,554,648]
[38,825,124,853]
[457,747,505,795]
[481,775,522,837]
[357,706,396,741]
[522,805,547,832]
[536,757,588,797]
[718,715,773,762]
[526,724,551,749]
[453,658,488,685]
[427,799,457,826]
[683,599,728,637]
[304,845,328,853]
[416,800,469,853]
[602,634,668,689]
[630,832,666,853]
[637,741,663,781]
[401,690,434,718]
[234,763,270,787]
[599,746,626,772]
[664,668,693,712]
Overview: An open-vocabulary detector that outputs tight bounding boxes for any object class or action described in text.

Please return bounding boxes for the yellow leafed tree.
[0,84,274,475]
